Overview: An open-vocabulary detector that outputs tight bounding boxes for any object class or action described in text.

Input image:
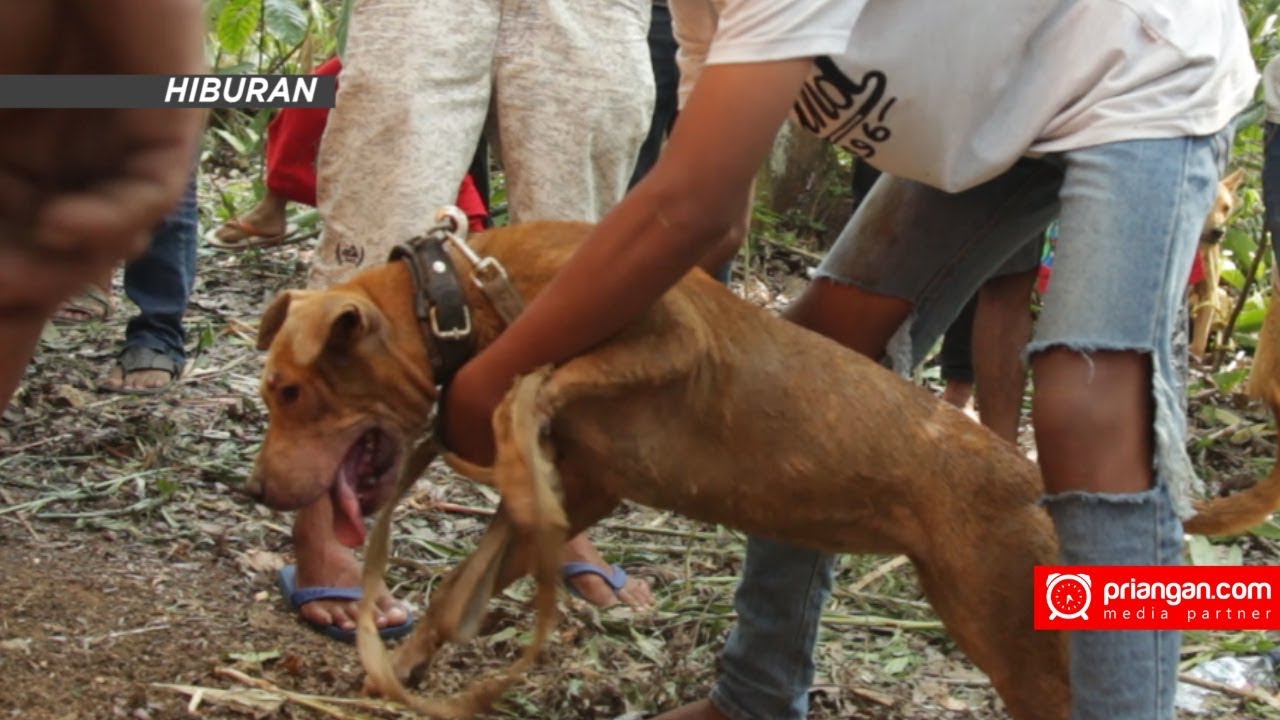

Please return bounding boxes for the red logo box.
[1035,566,1280,630]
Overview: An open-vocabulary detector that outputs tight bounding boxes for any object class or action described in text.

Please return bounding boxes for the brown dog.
[249,220,1280,719]
[1190,168,1247,358]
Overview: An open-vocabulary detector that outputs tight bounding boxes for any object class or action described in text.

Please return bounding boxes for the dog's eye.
[279,384,301,405]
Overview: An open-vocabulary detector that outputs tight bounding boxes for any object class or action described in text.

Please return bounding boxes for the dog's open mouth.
[332,427,399,548]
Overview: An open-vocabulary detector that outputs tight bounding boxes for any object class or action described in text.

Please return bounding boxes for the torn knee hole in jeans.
[1041,484,1165,506]
[1026,341,1202,518]
[1021,341,1141,380]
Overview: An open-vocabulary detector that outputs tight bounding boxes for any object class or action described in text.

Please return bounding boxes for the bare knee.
[1031,347,1154,494]
[782,278,911,358]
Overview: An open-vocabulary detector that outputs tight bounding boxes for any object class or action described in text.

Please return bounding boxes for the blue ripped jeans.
[711,131,1228,720]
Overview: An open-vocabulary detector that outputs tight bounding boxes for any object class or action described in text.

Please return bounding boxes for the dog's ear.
[288,294,385,366]
[1222,167,1247,194]
[324,300,381,353]
[257,290,313,351]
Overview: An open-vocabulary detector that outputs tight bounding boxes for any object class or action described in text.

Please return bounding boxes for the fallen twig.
[215,666,404,717]
[154,682,284,716]
[37,496,166,520]
[0,433,74,455]
[598,521,726,541]
[821,612,944,631]
[849,555,910,592]
[758,235,825,263]
[82,623,171,649]
[1178,671,1280,710]
[595,540,741,557]
[849,685,898,707]
[0,471,157,516]
[431,500,494,516]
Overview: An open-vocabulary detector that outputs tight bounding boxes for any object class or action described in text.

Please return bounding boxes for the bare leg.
[0,311,47,417]
[972,268,1037,444]
[290,495,409,633]
[1033,349,1153,495]
[784,278,912,356]
[51,268,114,323]
[941,379,975,409]
[213,189,290,242]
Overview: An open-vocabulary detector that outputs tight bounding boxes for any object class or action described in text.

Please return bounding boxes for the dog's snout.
[1206,226,1226,243]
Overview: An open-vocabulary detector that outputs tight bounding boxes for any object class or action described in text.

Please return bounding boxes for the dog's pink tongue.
[332,469,367,548]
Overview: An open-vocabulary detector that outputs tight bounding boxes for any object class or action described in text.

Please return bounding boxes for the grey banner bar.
[0,75,336,109]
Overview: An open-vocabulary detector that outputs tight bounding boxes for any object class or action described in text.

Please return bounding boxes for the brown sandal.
[205,218,300,251]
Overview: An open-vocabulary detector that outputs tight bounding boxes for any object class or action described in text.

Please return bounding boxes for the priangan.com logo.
[1046,573,1273,622]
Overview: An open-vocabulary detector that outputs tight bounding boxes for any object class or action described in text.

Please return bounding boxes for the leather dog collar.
[389,228,474,388]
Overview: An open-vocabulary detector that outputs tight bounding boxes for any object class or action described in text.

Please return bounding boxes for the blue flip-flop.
[277,564,415,643]
[561,561,629,600]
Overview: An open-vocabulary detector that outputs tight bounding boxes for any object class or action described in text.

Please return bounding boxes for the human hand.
[442,359,510,467]
[0,0,206,313]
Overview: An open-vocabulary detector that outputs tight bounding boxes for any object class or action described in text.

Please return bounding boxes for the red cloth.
[1037,247,1206,294]
[264,57,489,233]
[1187,249,1206,286]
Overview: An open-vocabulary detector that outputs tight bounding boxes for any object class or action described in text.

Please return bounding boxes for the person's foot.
[650,699,729,720]
[52,274,114,323]
[291,498,409,635]
[210,191,291,247]
[562,532,654,609]
[99,346,180,394]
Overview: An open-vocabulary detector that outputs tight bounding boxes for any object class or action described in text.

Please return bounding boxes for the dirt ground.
[2,207,1279,719]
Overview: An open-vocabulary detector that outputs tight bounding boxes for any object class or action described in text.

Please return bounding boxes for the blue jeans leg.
[1047,482,1184,720]
[710,536,835,720]
[1263,121,1280,266]
[123,176,198,365]
[1032,131,1228,720]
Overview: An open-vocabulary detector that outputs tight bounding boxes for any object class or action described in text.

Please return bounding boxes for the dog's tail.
[1183,357,1280,535]
[1184,460,1280,536]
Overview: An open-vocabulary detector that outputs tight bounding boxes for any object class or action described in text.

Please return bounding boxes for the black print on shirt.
[793,56,895,159]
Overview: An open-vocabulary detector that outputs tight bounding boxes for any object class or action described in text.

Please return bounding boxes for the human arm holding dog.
[445,58,812,463]
[0,0,206,414]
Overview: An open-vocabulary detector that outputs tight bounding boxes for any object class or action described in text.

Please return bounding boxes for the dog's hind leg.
[908,503,1069,720]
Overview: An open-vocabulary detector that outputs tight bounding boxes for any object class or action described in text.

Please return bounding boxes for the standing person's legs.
[939,294,978,408]
[212,58,342,248]
[493,0,654,223]
[491,0,656,606]
[309,0,497,289]
[1251,122,1280,401]
[658,161,1065,720]
[289,0,498,639]
[102,176,198,392]
[970,239,1042,443]
[1032,132,1225,719]
[1264,121,1280,266]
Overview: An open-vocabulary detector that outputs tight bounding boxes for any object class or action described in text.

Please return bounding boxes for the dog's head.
[246,285,438,547]
[1201,168,1246,244]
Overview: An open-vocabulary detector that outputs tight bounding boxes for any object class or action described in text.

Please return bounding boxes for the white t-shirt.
[672,0,1258,192]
